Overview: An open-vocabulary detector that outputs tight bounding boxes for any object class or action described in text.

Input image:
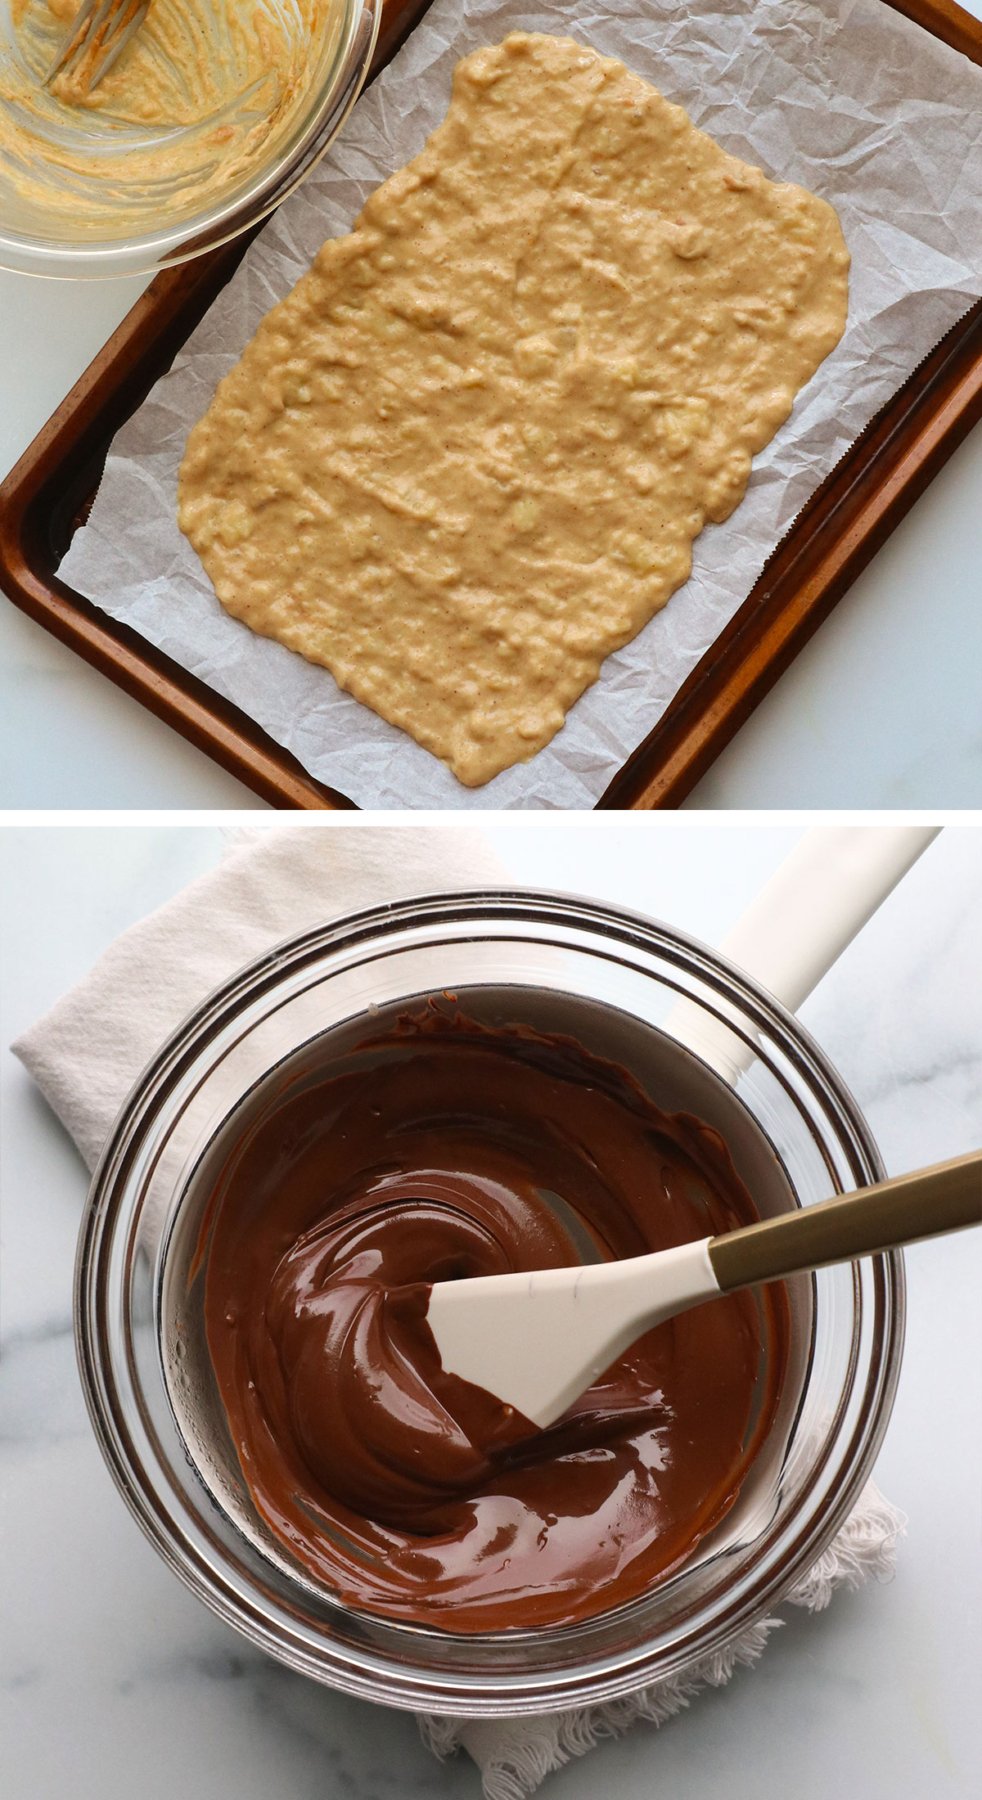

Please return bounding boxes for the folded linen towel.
[12,827,905,1800]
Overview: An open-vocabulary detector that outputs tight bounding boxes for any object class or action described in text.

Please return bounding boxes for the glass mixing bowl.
[0,0,378,277]
[75,890,904,1715]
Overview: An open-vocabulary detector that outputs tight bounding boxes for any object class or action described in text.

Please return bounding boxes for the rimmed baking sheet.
[2,0,980,808]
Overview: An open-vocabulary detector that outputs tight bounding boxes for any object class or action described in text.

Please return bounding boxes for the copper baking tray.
[1,0,979,810]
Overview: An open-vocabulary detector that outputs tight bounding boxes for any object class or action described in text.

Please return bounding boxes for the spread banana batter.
[178,31,849,788]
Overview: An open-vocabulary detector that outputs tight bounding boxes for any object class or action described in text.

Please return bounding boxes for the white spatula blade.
[426,1237,719,1428]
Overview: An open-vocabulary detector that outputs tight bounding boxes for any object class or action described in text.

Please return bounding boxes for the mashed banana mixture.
[179,32,849,787]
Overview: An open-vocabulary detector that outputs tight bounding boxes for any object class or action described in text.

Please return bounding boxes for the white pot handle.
[719,825,939,1013]
[667,826,939,1077]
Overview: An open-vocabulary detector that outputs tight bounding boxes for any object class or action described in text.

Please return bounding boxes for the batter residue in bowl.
[201,1002,789,1632]
[4,0,330,231]
[13,0,314,121]
[179,30,849,787]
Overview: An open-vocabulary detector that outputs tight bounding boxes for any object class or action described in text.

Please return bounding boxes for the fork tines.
[44,0,150,96]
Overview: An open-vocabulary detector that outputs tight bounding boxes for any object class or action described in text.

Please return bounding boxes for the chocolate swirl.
[203,1004,788,1631]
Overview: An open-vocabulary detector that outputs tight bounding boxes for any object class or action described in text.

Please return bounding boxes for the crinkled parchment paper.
[60,0,982,808]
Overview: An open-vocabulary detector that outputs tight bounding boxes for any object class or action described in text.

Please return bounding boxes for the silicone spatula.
[425,1151,982,1426]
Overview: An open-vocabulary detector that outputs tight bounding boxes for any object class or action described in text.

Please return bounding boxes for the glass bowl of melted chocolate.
[76,891,904,1714]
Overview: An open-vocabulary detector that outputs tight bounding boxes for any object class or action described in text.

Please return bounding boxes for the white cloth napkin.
[12,828,905,1800]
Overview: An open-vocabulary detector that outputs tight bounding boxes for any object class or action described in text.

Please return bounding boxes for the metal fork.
[43,0,151,96]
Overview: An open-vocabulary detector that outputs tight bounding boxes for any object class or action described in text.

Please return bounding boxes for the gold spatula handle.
[708,1151,982,1293]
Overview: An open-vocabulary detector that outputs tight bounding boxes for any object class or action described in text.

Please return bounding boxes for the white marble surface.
[1,0,981,811]
[2,823,981,1799]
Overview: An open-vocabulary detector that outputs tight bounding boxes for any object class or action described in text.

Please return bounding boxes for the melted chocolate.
[203,1002,788,1631]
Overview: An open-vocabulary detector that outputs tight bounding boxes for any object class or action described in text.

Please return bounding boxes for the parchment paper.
[59,0,982,809]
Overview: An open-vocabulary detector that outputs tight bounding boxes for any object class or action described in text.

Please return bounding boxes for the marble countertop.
[2,0,982,810]
[2,824,980,1799]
